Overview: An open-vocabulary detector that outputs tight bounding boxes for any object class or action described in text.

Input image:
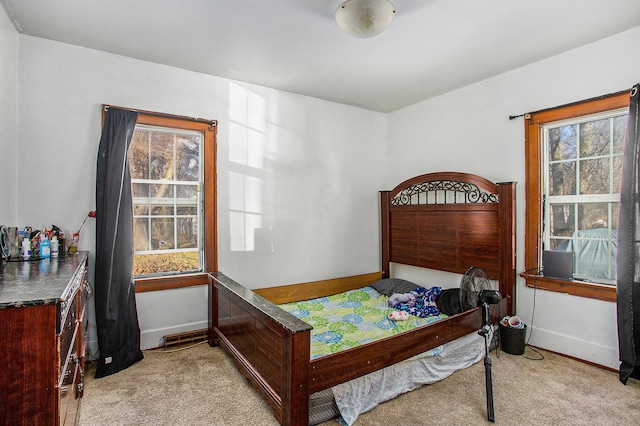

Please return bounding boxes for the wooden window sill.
[134,273,209,293]
[521,273,616,303]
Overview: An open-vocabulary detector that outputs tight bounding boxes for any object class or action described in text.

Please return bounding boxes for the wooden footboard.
[209,272,312,426]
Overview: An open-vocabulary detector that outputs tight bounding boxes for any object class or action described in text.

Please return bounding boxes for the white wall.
[0,7,17,224]
[388,26,640,369]
[15,35,387,351]
[8,0,639,367]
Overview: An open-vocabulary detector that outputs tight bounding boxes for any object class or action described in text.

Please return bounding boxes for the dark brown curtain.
[94,107,143,378]
[617,84,640,384]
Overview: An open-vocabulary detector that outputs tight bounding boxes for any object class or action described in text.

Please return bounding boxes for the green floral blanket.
[278,286,447,359]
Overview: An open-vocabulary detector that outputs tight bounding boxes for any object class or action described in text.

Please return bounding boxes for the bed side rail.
[254,271,384,304]
[309,298,507,393]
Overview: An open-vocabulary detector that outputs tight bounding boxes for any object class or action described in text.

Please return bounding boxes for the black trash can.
[500,323,527,355]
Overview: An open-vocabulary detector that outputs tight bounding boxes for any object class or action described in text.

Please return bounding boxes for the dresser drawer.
[80,301,88,344]
[59,324,78,387]
[59,359,81,426]
[58,261,85,333]
[59,291,79,368]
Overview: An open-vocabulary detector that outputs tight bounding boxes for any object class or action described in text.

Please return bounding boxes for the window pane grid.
[543,109,626,283]
[130,124,203,276]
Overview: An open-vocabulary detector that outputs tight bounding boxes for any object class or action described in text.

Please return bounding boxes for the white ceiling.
[2,0,640,112]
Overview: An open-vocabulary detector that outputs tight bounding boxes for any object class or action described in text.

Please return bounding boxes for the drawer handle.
[83,280,94,298]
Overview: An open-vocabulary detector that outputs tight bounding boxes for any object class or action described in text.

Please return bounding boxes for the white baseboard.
[83,320,209,361]
[85,338,100,361]
[526,326,619,370]
[91,322,619,370]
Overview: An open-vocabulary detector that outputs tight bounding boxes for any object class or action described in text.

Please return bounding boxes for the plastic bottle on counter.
[68,232,79,254]
[40,237,51,258]
[21,238,31,260]
[51,236,59,257]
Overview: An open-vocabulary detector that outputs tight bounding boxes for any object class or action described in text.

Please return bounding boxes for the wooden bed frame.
[208,172,516,426]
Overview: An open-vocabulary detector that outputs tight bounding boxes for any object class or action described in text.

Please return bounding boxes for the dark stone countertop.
[0,252,88,309]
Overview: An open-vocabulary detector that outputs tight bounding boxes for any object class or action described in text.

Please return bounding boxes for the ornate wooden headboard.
[380,172,516,315]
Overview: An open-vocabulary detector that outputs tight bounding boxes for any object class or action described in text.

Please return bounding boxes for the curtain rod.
[508,87,633,120]
[103,104,217,126]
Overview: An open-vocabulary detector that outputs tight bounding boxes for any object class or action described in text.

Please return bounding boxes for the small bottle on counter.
[21,238,31,260]
[40,236,51,258]
[68,232,79,254]
[51,236,59,257]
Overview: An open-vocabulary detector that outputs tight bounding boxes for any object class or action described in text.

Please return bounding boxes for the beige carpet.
[80,342,640,426]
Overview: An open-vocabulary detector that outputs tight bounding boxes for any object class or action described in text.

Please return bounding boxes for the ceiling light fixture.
[334,0,396,39]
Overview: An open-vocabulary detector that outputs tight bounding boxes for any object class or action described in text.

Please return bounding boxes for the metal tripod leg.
[479,302,495,422]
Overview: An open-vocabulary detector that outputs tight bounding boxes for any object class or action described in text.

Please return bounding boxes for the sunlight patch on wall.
[229,171,263,213]
[229,171,263,251]
[229,210,262,252]
[228,82,269,252]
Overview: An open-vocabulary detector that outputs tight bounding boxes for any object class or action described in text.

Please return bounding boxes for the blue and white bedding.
[332,331,487,425]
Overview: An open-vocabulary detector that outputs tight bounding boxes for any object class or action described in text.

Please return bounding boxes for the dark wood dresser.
[0,252,89,425]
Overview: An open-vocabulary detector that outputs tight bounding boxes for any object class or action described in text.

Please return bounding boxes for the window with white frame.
[542,110,627,283]
[129,124,204,277]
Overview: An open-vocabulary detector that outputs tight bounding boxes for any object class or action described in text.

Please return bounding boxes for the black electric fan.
[459,266,502,422]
